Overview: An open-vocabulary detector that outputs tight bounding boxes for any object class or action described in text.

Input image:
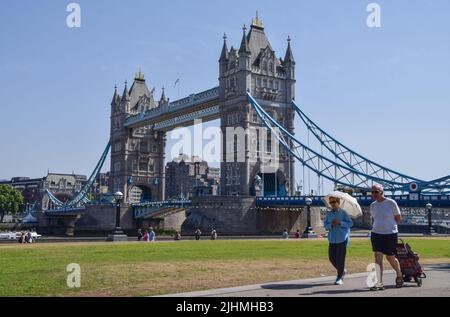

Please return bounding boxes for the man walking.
[369,184,403,290]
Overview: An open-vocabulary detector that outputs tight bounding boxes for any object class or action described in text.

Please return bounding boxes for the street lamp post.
[426,203,435,235]
[107,191,128,242]
[302,197,318,238]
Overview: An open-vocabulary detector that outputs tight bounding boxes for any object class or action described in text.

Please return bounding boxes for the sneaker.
[334,278,344,285]
[369,283,385,291]
[395,276,404,288]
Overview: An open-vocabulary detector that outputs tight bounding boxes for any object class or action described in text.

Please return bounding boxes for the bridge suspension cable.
[248,93,450,194]
[290,99,425,185]
[248,93,419,193]
[44,141,111,209]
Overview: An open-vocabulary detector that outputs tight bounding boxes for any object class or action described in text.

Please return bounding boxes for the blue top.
[149,230,155,241]
[323,208,353,245]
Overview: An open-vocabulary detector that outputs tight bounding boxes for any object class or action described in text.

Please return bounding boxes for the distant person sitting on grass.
[282,229,289,239]
[137,229,143,241]
[174,231,181,240]
[294,229,300,239]
[324,196,353,286]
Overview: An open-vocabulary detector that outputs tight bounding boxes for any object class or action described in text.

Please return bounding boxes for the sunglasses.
[329,200,338,204]
[372,190,381,194]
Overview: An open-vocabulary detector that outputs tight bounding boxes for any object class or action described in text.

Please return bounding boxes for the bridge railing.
[256,195,450,208]
[45,207,86,213]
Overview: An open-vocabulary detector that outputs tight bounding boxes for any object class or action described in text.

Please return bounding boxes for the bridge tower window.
[267,132,272,153]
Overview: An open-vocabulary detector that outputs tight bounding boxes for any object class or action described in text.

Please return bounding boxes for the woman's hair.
[330,197,340,203]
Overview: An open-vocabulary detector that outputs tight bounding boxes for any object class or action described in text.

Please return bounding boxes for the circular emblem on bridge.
[409,182,418,192]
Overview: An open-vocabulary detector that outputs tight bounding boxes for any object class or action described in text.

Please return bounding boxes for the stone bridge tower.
[109,72,168,203]
[219,14,296,196]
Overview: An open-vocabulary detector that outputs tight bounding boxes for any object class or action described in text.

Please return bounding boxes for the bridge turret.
[120,80,131,113]
[283,36,296,101]
[110,85,119,106]
[219,33,229,75]
[238,25,251,68]
[159,86,167,104]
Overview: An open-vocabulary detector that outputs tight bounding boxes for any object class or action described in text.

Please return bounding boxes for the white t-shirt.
[370,197,401,234]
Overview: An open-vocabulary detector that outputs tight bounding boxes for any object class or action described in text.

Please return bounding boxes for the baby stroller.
[395,239,426,287]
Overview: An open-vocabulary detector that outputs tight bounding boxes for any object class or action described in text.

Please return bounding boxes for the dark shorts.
[371,232,398,256]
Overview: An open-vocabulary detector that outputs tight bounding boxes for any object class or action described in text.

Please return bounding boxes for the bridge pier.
[38,212,82,236]
[181,196,324,235]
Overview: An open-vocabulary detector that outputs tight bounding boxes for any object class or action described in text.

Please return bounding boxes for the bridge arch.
[128,184,152,204]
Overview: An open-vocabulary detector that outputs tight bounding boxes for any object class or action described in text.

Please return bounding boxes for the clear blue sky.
[0,0,449,191]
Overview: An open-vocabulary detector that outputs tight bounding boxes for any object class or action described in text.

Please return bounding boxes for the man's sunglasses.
[372,190,381,194]
[329,200,338,204]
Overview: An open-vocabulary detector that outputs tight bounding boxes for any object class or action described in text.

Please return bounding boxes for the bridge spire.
[111,85,118,106]
[121,80,130,102]
[135,67,145,81]
[160,86,167,103]
[219,33,229,62]
[284,35,295,64]
[239,24,250,54]
[251,10,263,29]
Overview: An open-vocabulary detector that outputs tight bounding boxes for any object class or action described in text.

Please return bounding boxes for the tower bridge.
[39,14,450,236]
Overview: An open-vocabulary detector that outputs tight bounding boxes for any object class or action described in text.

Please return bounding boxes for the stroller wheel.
[414,277,422,287]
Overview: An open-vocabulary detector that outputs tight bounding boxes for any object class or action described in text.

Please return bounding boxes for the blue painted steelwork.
[124,87,219,129]
[248,93,406,192]
[256,195,450,208]
[247,92,450,194]
[290,100,424,185]
[153,105,220,130]
[291,100,450,195]
[45,206,86,213]
[45,141,111,211]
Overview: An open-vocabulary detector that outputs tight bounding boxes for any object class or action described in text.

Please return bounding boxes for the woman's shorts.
[371,232,398,256]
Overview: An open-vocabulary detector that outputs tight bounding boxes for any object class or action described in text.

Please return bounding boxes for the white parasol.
[323,191,363,219]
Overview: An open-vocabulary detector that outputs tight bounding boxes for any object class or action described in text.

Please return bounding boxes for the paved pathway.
[163,263,450,297]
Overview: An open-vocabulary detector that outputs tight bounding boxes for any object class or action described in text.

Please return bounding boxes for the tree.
[0,185,24,222]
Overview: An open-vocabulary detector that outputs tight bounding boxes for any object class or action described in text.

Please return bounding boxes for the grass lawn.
[0,237,449,296]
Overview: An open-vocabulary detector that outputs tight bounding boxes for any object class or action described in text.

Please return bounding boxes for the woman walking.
[323,196,353,285]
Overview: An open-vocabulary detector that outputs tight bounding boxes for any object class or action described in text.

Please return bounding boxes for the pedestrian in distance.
[369,184,403,291]
[194,228,201,240]
[137,229,143,241]
[149,227,155,242]
[210,228,217,240]
[174,230,181,241]
[18,232,25,244]
[294,229,300,239]
[142,230,149,242]
[282,229,289,239]
[323,196,353,286]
